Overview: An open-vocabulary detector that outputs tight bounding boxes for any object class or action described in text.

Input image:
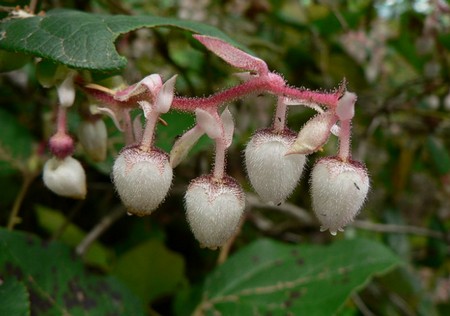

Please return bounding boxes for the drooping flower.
[43,156,87,199]
[112,75,177,215]
[185,174,245,249]
[113,146,173,216]
[311,157,369,235]
[245,128,306,205]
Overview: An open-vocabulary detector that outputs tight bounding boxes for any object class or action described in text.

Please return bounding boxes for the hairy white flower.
[245,129,306,205]
[311,157,369,235]
[185,175,245,249]
[43,156,86,199]
[113,146,173,216]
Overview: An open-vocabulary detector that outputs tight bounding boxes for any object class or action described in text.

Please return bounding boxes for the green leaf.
[0,228,145,316]
[113,239,186,304]
[0,278,30,316]
[35,205,114,270]
[0,9,241,72]
[0,49,30,72]
[195,238,400,315]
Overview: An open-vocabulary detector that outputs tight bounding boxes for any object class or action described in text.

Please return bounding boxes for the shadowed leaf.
[0,228,145,316]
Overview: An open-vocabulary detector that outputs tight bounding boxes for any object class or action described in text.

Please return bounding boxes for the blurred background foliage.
[0,0,449,315]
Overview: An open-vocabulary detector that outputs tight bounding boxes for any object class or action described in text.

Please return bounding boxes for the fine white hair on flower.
[112,146,173,216]
[311,157,370,235]
[245,129,306,205]
[185,175,245,250]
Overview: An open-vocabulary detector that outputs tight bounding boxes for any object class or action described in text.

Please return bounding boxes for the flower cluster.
[42,35,370,248]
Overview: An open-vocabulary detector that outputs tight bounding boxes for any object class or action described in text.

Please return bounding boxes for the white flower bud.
[112,146,173,216]
[57,72,76,108]
[43,156,87,199]
[311,157,369,235]
[245,129,306,205]
[77,119,108,162]
[185,175,245,249]
[287,111,337,155]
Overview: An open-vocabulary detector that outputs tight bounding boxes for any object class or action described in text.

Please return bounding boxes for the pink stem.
[338,119,352,162]
[213,138,227,180]
[172,77,270,111]
[279,86,339,108]
[140,112,159,151]
[56,106,68,134]
[273,97,287,132]
[171,75,339,111]
[84,73,340,114]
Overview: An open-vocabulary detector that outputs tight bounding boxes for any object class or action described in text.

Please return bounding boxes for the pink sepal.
[221,107,234,148]
[114,74,162,101]
[287,111,338,155]
[156,75,177,114]
[170,125,204,168]
[336,92,357,121]
[195,108,222,139]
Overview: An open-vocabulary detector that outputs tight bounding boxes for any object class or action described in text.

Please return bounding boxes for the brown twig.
[351,220,446,240]
[75,206,126,256]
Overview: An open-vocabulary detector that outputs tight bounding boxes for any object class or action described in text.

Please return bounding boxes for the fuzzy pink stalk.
[280,86,340,108]
[172,76,271,111]
[171,75,339,112]
[273,97,287,132]
[338,119,352,162]
[140,112,159,151]
[213,138,227,180]
[84,73,339,114]
[56,105,68,134]
[49,105,74,159]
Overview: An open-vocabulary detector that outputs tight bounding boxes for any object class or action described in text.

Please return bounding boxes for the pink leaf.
[194,35,268,75]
